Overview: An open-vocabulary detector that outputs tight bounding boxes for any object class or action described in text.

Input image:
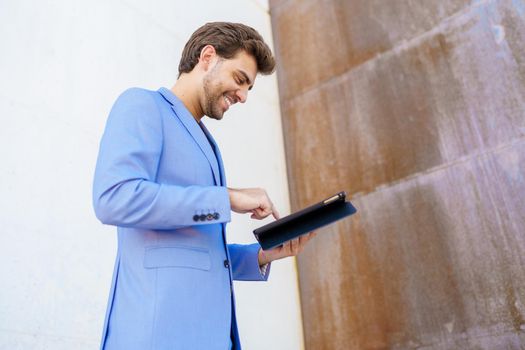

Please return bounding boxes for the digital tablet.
[253,191,357,250]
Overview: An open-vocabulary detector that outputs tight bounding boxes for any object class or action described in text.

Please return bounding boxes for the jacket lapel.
[200,123,227,187]
[158,88,221,186]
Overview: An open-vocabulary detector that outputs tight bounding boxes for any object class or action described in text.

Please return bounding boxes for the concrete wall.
[270,0,525,349]
[0,1,303,349]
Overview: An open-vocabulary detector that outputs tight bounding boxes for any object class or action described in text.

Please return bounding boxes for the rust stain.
[272,0,525,349]
[506,284,525,332]
[418,33,453,68]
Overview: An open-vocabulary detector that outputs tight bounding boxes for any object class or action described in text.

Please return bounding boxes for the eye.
[234,73,246,85]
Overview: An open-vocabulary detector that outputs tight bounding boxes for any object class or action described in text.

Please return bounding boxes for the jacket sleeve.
[92,88,231,230]
[228,243,271,281]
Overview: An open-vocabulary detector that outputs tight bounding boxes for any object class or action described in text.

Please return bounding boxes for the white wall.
[0,1,304,349]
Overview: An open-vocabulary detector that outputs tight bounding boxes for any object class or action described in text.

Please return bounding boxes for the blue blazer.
[93,87,269,350]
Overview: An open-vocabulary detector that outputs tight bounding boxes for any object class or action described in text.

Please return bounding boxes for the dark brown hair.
[178,22,275,76]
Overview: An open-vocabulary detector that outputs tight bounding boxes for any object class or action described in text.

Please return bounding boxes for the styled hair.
[178,22,275,76]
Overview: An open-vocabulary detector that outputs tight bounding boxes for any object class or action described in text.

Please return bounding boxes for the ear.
[198,45,217,71]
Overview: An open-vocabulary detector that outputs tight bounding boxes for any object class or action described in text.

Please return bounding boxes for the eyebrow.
[237,70,254,90]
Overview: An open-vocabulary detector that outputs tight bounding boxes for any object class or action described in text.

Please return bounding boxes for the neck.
[171,75,204,122]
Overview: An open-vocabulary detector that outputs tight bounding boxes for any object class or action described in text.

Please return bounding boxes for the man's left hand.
[258,232,317,266]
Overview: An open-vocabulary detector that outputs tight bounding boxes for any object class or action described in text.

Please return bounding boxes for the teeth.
[224,96,232,106]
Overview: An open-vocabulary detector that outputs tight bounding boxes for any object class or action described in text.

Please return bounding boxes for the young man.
[93,22,314,350]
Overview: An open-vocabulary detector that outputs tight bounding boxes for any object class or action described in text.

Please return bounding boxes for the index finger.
[272,206,280,220]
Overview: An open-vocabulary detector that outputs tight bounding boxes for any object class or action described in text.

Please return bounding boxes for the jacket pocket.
[143,246,211,271]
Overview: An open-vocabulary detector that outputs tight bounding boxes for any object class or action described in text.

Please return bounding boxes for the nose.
[236,88,248,104]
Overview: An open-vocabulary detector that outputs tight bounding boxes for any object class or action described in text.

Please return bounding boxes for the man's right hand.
[227,188,280,220]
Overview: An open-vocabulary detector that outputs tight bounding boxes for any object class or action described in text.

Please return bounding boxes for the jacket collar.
[158,87,221,185]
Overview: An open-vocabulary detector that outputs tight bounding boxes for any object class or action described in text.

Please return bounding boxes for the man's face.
[202,50,257,120]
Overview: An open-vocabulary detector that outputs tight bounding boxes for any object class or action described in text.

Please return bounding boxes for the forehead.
[223,50,257,81]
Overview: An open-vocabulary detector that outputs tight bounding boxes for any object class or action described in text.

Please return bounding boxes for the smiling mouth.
[223,95,234,109]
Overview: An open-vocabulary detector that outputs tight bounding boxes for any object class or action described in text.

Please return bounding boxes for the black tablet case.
[253,192,357,250]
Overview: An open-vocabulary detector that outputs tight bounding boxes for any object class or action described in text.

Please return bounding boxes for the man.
[93,22,314,350]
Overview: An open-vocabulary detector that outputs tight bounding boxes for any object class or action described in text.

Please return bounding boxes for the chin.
[211,105,226,120]
[207,111,224,121]
[203,103,225,120]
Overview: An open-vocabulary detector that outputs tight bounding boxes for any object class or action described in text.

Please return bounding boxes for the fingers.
[263,232,319,263]
[250,206,273,220]
[290,238,300,255]
[259,203,275,219]
[258,196,277,220]
[280,240,292,255]
[273,205,280,220]
[299,231,317,245]
[228,187,266,214]
[229,187,279,220]
[251,196,278,220]
[291,232,317,256]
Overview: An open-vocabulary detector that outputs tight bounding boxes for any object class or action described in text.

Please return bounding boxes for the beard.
[202,60,227,120]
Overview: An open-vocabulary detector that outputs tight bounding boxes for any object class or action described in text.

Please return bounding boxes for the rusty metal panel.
[270,0,525,349]
[270,0,470,100]
[298,141,525,349]
[280,0,525,202]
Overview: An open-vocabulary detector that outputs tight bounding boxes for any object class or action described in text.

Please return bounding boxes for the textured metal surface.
[270,0,525,349]
[270,0,470,100]
[298,141,525,349]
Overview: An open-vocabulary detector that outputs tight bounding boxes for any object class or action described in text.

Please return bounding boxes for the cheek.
[213,82,228,97]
